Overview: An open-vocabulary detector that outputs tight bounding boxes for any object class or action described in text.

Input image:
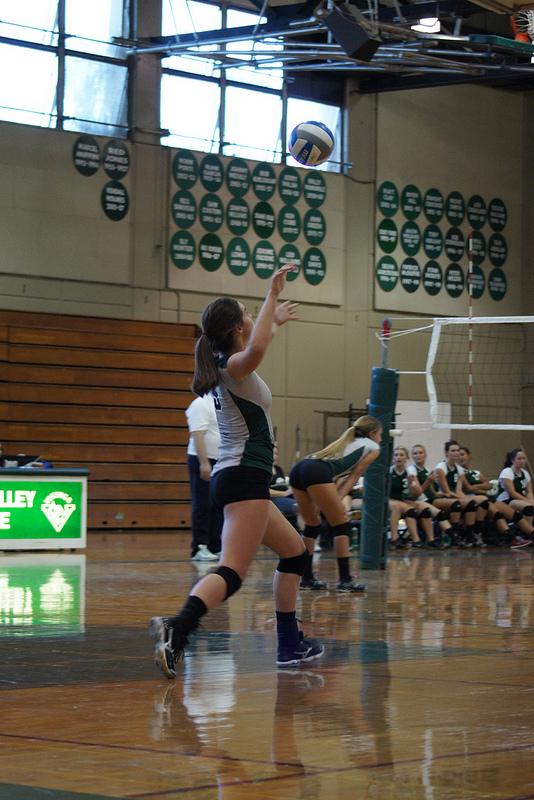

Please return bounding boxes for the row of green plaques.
[376,219,507,267]
[173,150,327,208]
[377,182,507,232]
[376,256,507,300]
[170,232,326,285]
[172,191,327,245]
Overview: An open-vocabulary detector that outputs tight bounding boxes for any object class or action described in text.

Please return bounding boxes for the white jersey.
[325,437,379,479]
[407,463,427,501]
[211,354,274,476]
[186,394,220,460]
[435,460,464,492]
[497,467,532,502]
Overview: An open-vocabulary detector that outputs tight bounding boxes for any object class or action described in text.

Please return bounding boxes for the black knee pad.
[213,566,242,599]
[451,501,463,513]
[513,510,523,523]
[522,505,534,518]
[436,509,449,521]
[303,524,322,540]
[465,500,477,513]
[418,508,433,519]
[404,508,417,519]
[493,511,506,522]
[330,522,351,538]
[277,549,307,576]
[479,499,490,510]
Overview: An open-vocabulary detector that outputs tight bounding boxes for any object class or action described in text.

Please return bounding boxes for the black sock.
[337,556,351,582]
[302,552,314,581]
[168,595,208,637]
[276,610,299,649]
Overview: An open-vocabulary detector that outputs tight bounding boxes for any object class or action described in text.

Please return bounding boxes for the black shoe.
[412,541,425,549]
[336,579,366,593]
[149,617,188,680]
[277,635,325,667]
[426,539,441,549]
[300,576,328,591]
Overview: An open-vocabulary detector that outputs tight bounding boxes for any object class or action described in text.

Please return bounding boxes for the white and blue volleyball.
[288,121,334,166]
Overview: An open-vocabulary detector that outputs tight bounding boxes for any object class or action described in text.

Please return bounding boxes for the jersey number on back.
[213,390,222,410]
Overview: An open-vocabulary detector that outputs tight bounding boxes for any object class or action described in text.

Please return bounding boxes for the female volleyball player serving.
[149,264,324,678]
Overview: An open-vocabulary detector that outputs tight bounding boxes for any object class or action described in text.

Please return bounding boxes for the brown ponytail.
[191,297,243,396]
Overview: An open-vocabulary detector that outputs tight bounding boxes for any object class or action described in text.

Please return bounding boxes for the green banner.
[488,232,507,267]
[253,240,276,279]
[252,201,275,238]
[445,191,465,226]
[422,261,442,296]
[488,198,507,232]
[400,221,421,256]
[469,230,486,266]
[103,139,130,180]
[278,167,301,205]
[401,184,422,220]
[422,224,443,259]
[278,206,301,242]
[252,162,276,200]
[226,158,251,197]
[376,256,399,292]
[200,154,224,192]
[199,193,224,232]
[423,188,444,223]
[467,264,485,299]
[444,227,464,261]
[488,267,507,300]
[72,135,100,176]
[376,219,398,254]
[466,194,487,229]
[278,244,301,281]
[400,257,420,293]
[101,180,129,221]
[445,263,464,298]
[173,149,198,189]
[303,209,326,246]
[377,181,398,217]
[170,230,196,270]
[227,237,250,276]
[0,481,84,540]
[226,197,250,236]
[303,171,327,208]
[303,248,326,285]
[199,233,224,271]
[171,190,196,229]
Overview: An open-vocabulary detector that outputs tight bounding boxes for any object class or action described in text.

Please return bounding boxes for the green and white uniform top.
[434,460,464,492]
[497,467,532,502]
[407,464,434,501]
[324,437,379,480]
[464,468,482,488]
[211,354,274,476]
[389,466,410,501]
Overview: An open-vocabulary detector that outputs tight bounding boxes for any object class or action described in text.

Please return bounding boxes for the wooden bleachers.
[0,310,197,530]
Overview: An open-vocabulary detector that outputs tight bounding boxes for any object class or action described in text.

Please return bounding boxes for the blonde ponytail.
[311,415,381,460]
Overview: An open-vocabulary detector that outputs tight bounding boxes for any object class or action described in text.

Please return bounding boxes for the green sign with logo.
[377,181,398,217]
[422,261,443,296]
[226,197,250,236]
[488,268,507,300]
[303,209,326,246]
[278,244,301,281]
[467,264,485,299]
[173,149,198,189]
[466,194,486,229]
[171,190,196,229]
[103,139,130,180]
[279,167,301,205]
[278,206,301,242]
[303,248,326,285]
[488,198,507,232]
[488,232,507,267]
[400,221,421,256]
[445,227,464,261]
[199,193,224,232]
[0,476,87,548]
[401,184,422,220]
[445,263,464,298]
[101,181,129,221]
[252,162,276,200]
[199,233,224,271]
[376,256,399,292]
[252,201,275,238]
[200,154,224,192]
[72,135,100,176]
[253,240,276,279]
[423,188,444,223]
[226,158,251,197]
[445,191,465,226]
[422,224,443,259]
[227,237,250,276]
[303,172,327,208]
[376,219,398,254]
[170,230,196,270]
[400,257,420,293]
[469,229,486,266]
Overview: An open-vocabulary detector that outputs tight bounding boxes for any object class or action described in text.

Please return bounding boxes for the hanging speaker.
[323,6,380,62]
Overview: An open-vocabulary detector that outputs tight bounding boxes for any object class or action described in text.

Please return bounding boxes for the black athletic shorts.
[211,465,271,509]
[289,458,334,491]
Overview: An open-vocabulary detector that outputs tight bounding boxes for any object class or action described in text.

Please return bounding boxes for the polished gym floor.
[1,533,534,799]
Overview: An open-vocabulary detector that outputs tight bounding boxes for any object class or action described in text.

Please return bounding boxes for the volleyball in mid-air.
[288,120,334,167]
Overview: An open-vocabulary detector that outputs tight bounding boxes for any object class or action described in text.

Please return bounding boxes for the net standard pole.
[467,228,474,424]
[360,319,399,571]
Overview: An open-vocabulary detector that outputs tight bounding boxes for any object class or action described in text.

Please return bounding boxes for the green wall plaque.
[466,195,487,229]
[303,209,326,246]
[488,268,507,300]
[422,261,443,296]
[401,185,422,220]
[469,229,486,266]
[253,240,276,279]
[445,227,465,261]
[278,167,301,205]
[171,190,196,229]
[303,248,326,285]
[103,139,129,179]
[445,191,465,226]
[467,264,485,299]
[226,158,251,197]
[252,162,276,200]
[277,206,301,242]
[376,219,398,254]
[199,193,224,232]
[226,197,250,235]
[252,201,275,238]
[303,172,327,208]
[101,181,129,221]
[488,232,507,267]
[199,233,224,271]
[278,244,301,281]
[200,154,224,192]
[173,149,198,189]
[72,135,100,176]
[0,479,86,544]
[376,256,399,292]
[445,263,464,298]
[227,237,250,276]
[423,188,444,223]
[170,230,196,270]
[422,224,443,259]
[377,181,398,217]
[400,221,421,256]
[488,198,507,232]
[400,257,420,293]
